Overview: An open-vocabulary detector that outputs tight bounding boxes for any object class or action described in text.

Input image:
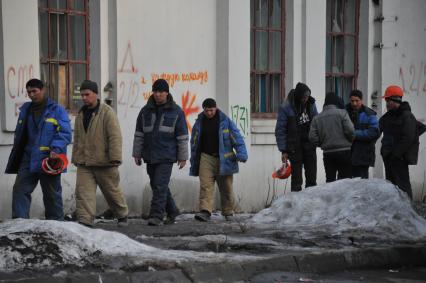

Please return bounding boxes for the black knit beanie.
[324,92,344,109]
[152,79,169,93]
[80,80,98,94]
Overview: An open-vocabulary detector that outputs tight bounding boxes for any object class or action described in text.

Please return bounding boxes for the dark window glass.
[250,0,284,115]
[69,15,86,60]
[48,0,66,9]
[38,0,89,112]
[326,0,359,102]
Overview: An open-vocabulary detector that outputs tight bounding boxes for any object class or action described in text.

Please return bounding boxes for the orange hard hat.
[383,85,404,99]
[272,160,292,179]
[41,154,68,175]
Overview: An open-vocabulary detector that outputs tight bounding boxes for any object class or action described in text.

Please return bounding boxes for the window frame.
[250,0,286,119]
[325,0,360,100]
[38,0,90,112]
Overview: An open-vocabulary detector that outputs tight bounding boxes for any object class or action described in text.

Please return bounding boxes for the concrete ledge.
[1,246,426,283]
[180,262,246,283]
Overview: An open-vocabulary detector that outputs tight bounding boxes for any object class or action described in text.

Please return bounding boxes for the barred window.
[38,0,89,112]
[326,0,360,103]
[250,0,285,117]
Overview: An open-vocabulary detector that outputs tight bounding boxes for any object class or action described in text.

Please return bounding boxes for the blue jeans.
[146,163,178,220]
[12,168,64,220]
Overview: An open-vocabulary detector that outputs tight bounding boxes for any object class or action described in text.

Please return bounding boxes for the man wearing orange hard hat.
[379,85,419,199]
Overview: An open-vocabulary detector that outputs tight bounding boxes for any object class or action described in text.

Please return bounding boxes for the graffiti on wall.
[6,64,33,116]
[117,40,208,131]
[181,91,200,132]
[399,61,426,96]
[231,105,249,137]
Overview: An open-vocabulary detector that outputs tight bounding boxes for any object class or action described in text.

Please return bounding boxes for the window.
[250,0,285,117]
[326,0,360,103]
[38,0,89,112]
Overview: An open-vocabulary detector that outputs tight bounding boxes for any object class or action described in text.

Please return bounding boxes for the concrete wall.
[1,0,425,220]
[380,0,426,201]
[115,0,218,215]
[0,0,42,218]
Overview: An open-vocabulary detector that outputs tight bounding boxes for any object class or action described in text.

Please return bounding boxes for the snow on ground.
[0,219,262,272]
[250,178,426,241]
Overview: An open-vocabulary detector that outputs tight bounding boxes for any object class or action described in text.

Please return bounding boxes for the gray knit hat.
[80,80,98,94]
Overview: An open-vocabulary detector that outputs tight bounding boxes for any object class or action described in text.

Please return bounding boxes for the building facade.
[0,0,425,219]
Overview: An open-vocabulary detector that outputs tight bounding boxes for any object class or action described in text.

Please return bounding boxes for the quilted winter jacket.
[346,104,380,167]
[132,94,189,164]
[72,103,122,166]
[190,110,248,176]
[5,98,72,174]
[275,91,318,154]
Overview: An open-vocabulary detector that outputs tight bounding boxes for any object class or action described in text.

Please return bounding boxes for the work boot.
[97,209,114,219]
[147,217,163,226]
[224,214,234,221]
[194,210,211,222]
[117,216,128,227]
[164,210,180,225]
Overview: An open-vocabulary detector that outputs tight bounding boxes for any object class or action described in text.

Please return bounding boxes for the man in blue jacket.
[133,79,188,226]
[345,90,380,179]
[190,98,247,222]
[5,79,72,220]
[275,82,318,191]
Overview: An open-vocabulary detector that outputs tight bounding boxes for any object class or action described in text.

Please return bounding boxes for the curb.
[1,245,425,282]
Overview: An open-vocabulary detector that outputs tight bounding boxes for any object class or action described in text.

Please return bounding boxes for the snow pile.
[250,178,426,241]
[0,219,260,272]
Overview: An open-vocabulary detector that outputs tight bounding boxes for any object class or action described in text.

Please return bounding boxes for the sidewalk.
[1,212,425,283]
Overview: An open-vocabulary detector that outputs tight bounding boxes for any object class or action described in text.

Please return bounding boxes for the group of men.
[6,78,247,226]
[5,78,421,227]
[276,82,424,199]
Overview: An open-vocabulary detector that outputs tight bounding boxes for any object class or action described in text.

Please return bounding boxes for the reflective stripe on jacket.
[190,110,248,176]
[132,94,189,164]
[5,98,72,174]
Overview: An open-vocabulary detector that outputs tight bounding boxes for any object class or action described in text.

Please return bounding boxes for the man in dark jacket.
[380,85,418,199]
[190,98,247,222]
[309,92,355,182]
[5,79,72,220]
[346,90,380,178]
[275,82,318,191]
[132,79,189,225]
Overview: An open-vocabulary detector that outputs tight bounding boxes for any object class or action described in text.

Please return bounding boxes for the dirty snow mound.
[250,178,426,241]
[0,219,260,272]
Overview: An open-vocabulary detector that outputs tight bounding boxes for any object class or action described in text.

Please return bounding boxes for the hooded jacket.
[132,94,189,164]
[189,110,248,176]
[5,98,72,174]
[275,83,318,154]
[379,101,419,164]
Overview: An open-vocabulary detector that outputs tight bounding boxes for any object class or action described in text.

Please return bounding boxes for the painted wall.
[1,0,425,220]
[115,0,217,215]
[0,0,43,219]
[380,0,426,201]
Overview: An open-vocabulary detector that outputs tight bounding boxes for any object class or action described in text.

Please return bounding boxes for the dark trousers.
[323,150,352,182]
[383,156,412,199]
[12,168,64,220]
[352,165,369,179]
[289,143,317,192]
[146,163,178,220]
